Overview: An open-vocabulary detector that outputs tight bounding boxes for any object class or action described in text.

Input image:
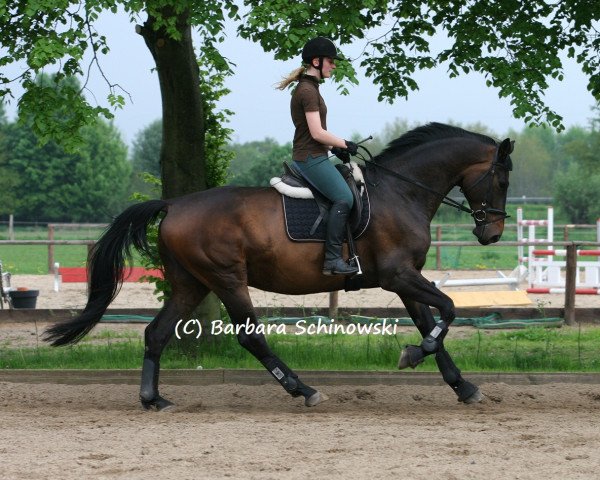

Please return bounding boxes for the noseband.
[461,146,511,227]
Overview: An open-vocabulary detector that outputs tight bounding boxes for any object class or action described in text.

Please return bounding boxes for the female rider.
[277,37,359,276]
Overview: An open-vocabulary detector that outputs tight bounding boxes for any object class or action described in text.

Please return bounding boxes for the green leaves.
[0,1,120,149]
[1,0,598,152]
[239,0,599,131]
[17,74,112,152]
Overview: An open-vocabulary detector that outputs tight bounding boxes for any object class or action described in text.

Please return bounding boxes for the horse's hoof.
[461,388,484,404]
[141,395,175,411]
[398,345,424,370]
[398,349,411,369]
[305,391,329,407]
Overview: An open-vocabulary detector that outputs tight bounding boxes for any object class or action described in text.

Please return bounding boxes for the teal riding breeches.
[293,155,354,209]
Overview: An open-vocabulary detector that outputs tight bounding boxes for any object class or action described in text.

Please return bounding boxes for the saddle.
[270,162,371,242]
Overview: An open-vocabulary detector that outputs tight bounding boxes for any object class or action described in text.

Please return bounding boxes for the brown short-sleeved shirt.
[291,75,328,161]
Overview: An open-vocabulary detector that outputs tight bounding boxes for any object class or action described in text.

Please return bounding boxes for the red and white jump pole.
[527,287,600,295]
[527,246,600,293]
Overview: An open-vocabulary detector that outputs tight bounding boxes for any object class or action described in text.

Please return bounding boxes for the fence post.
[564,243,577,326]
[328,291,338,320]
[436,225,442,270]
[47,224,55,273]
[8,214,14,241]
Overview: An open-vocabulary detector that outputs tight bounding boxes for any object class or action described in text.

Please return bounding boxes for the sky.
[3,10,597,148]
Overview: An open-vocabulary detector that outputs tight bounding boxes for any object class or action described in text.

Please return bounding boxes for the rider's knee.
[334,191,353,210]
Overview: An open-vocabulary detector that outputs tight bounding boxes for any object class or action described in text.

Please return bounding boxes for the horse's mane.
[375,122,498,162]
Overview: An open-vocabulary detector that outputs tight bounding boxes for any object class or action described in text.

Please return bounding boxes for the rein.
[353,143,508,225]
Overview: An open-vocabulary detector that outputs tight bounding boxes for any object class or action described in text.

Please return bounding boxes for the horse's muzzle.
[472,224,502,245]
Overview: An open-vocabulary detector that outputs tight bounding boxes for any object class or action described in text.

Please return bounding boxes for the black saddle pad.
[282,188,371,242]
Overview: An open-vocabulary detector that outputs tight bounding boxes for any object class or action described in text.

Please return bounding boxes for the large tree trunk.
[137,10,221,345]
[138,11,206,197]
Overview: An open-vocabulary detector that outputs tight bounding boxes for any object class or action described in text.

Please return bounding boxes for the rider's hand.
[331,147,351,163]
[344,140,358,155]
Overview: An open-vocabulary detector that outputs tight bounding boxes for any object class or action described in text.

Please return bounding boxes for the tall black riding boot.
[322,201,358,276]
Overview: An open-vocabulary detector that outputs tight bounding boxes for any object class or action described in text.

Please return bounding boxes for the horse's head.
[462,138,514,245]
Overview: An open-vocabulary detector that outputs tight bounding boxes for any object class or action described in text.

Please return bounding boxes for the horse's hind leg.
[217,286,328,407]
[400,297,483,404]
[140,283,210,411]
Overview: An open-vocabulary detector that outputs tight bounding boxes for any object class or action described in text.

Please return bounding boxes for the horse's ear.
[498,138,514,158]
[497,138,514,170]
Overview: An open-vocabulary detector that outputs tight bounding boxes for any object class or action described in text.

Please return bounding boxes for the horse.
[44,123,514,411]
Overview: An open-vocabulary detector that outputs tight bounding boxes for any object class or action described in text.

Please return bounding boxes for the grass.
[3,325,600,372]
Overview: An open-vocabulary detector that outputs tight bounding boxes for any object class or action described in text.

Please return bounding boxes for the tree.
[553,110,600,222]
[0,101,6,126]
[0,75,132,221]
[0,101,19,217]
[557,126,598,173]
[227,138,292,186]
[508,126,555,197]
[0,115,131,222]
[241,1,600,130]
[131,119,162,178]
[554,164,600,224]
[130,119,162,197]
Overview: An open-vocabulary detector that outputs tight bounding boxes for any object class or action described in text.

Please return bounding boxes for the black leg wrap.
[435,348,461,385]
[435,349,479,402]
[262,356,317,399]
[420,321,448,354]
[140,355,159,402]
[140,354,174,411]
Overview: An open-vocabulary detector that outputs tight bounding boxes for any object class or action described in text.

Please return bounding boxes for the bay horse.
[45,123,514,410]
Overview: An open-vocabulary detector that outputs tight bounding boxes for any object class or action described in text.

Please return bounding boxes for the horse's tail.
[44,199,168,346]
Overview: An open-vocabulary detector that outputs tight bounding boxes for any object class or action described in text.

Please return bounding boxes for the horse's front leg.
[400,297,483,404]
[217,286,328,407]
[381,268,456,363]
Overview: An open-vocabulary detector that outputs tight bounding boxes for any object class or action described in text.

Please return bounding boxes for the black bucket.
[9,289,39,309]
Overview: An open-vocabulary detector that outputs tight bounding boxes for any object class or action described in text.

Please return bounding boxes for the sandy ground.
[6,270,600,310]
[1,382,600,479]
[2,273,600,478]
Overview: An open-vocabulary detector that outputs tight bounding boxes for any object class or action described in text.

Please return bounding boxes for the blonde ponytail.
[275,66,305,90]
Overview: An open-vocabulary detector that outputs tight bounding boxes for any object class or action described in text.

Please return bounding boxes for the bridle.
[459,146,512,226]
[353,140,511,228]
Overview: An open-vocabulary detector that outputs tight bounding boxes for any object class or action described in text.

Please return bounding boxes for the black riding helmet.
[302,37,343,78]
[301,37,343,63]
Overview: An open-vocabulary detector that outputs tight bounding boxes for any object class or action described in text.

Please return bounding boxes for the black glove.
[344,140,358,155]
[331,147,351,163]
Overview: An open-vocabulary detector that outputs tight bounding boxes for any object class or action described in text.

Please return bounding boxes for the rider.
[277,36,359,276]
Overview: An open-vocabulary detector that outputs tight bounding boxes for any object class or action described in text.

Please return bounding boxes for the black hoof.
[141,395,175,411]
[398,345,425,369]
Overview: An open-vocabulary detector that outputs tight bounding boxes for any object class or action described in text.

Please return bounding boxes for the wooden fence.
[1,239,598,325]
